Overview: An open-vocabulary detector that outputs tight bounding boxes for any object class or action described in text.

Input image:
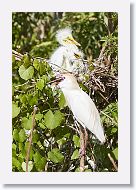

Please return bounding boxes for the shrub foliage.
[12,12,118,172]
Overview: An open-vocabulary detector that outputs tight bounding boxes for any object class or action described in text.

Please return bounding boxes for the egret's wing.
[65,89,105,143]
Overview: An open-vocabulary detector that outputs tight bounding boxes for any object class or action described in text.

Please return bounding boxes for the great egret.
[50,28,84,73]
[52,73,105,144]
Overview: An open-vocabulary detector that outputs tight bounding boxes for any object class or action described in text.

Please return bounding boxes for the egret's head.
[56,28,81,46]
[54,73,80,90]
[48,73,79,89]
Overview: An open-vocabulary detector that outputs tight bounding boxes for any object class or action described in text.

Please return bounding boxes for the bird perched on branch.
[50,28,84,73]
[51,73,106,144]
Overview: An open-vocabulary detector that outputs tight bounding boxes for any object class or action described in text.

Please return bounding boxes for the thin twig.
[69,125,80,134]
[100,111,117,125]
[98,91,109,103]
[26,105,38,172]
[108,153,118,171]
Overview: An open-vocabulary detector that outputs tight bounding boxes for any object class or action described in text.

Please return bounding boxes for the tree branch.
[108,153,118,171]
[26,105,37,172]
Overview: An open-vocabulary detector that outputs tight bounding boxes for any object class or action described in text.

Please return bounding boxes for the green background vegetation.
[12,12,118,172]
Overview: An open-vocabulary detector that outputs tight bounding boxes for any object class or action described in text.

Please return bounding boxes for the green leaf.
[111,127,117,134]
[29,94,38,106]
[19,94,27,104]
[73,135,80,148]
[22,161,33,172]
[18,142,24,152]
[44,110,64,129]
[19,129,26,142]
[33,152,46,171]
[35,114,43,121]
[44,110,54,129]
[32,131,39,143]
[54,110,64,127]
[12,144,17,157]
[12,143,16,151]
[57,138,66,147]
[13,129,19,141]
[39,62,47,75]
[59,92,66,109]
[22,117,32,130]
[75,167,80,172]
[12,103,20,118]
[36,79,44,91]
[84,169,92,172]
[23,54,30,68]
[112,147,118,160]
[12,157,21,170]
[39,123,46,129]
[27,93,38,107]
[19,65,34,80]
[33,59,40,70]
[48,148,64,163]
[71,149,79,160]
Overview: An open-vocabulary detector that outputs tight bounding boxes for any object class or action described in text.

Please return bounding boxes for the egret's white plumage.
[57,73,105,144]
[50,28,84,73]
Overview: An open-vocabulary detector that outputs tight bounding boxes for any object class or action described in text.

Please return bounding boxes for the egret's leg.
[79,127,85,172]
[79,127,85,157]
[84,127,88,150]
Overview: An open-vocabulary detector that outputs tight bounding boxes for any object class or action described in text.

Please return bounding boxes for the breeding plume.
[54,73,105,144]
[50,28,84,73]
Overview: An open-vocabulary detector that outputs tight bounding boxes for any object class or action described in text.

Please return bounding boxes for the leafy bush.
[12,12,118,172]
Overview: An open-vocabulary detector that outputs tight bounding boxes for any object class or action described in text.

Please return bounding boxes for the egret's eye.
[74,53,81,59]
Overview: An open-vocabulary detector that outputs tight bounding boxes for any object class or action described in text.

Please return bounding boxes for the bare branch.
[108,153,118,171]
[26,105,38,172]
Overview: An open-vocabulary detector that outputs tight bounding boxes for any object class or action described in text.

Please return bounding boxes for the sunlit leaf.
[112,147,118,160]
[36,79,44,91]
[33,152,46,171]
[48,148,64,163]
[12,157,21,170]
[12,103,20,118]
[73,135,80,148]
[19,65,34,80]
[71,149,79,160]
[59,92,66,109]
[22,117,32,130]
[44,110,64,129]
[19,129,26,142]
[22,161,33,172]
[13,129,19,141]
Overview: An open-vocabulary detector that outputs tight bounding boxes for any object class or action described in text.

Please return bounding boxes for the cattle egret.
[50,28,84,73]
[53,73,105,144]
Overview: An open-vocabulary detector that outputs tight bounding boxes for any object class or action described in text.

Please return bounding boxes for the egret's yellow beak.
[65,36,81,46]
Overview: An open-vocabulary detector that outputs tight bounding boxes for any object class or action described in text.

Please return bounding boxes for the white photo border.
[0,0,130,184]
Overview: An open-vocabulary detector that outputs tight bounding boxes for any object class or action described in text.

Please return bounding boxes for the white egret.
[50,28,84,73]
[53,73,105,144]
